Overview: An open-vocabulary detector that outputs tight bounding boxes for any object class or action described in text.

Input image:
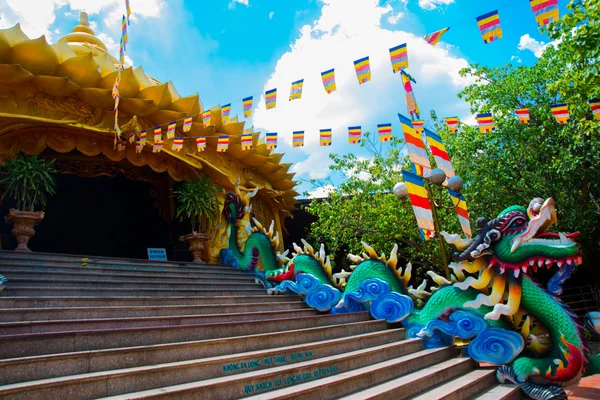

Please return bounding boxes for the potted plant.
[173,174,220,263]
[0,153,57,252]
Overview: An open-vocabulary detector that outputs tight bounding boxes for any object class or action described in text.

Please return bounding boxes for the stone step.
[0,308,320,335]
[0,301,308,322]
[411,369,498,400]
[1,286,266,297]
[0,320,389,385]
[99,340,445,400]
[244,348,463,400]
[337,357,477,400]
[473,384,522,400]
[0,312,372,359]
[0,329,410,399]
[0,295,299,308]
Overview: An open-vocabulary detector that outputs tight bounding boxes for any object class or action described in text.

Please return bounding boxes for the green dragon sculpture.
[220,190,599,399]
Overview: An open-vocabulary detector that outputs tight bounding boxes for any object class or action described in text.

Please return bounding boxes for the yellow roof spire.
[62,11,108,52]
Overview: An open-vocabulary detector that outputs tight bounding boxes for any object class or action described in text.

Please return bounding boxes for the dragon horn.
[347,254,363,263]
[301,239,314,255]
[427,271,452,287]
[252,217,264,232]
[267,220,275,237]
[243,186,259,205]
[292,242,303,254]
[402,262,412,286]
[361,242,378,258]
[388,244,398,269]
[319,244,326,261]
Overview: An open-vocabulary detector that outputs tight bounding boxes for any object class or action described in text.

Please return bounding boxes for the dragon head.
[222,179,259,225]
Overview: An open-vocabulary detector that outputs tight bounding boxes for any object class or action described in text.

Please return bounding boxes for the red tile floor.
[565,375,600,400]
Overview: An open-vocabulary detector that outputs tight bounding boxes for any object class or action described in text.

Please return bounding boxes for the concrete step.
[0,295,301,308]
[411,369,498,400]
[0,301,309,322]
[473,384,522,400]
[99,339,439,400]
[244,347,460,400]
[0,308,320,335]
[0,329,409,399]
[0,320,389,385]
[337,357,477,400]
[1,286,266,297]
[0,312,372,359]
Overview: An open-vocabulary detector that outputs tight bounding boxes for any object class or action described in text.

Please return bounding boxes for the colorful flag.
[424,27,450,46]
[125,0,132,25]
[588,99,600,120]
[139,130,146,146]
[266,132,277,150]
[202,110,211,127]
[399,114,431,169]
[448,189,472,238]
[515,108,530,124]
[221,104,231,123]
[378,123,392,142]
[121,15,128,51]
[321,68,337,94]
[402,170,435,232]
[119,39,125,65]
[320,129,332,146]
[128,132,135,143]
[153,142,162,153]
[400,70,420,118]
[243,96,253,118]
[217,135,229,152]
[117,140,126,152]
[476,112,495,133]
[154,126,162,143]
[444,117,459,133]
[136,141,143,154]
[172,138,183,152]
[241,133,253,150]
[411,162,430,178]
[412,120,424,134]
[424,128,455,178]
[196,137,206,152]
[112,73,120,101]
[265,89,277,110]
[289,79,304,101]
[551,103,570,124]
[183,117,192,132]
[354,56,371,84]
[389,43,408,73]
[476,10,503,44]
[419,229,435,241]
[292,131,304,148]
[167,121,176,139]
[529,0,559,27]
[348,126,361,144]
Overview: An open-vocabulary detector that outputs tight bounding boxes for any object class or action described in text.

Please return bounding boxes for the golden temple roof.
[0,12,298,215]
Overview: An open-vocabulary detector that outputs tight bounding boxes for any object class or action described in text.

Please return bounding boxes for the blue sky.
[0,0,566,196]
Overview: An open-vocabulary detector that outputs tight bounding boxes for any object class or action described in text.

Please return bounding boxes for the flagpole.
[425,181,450,279]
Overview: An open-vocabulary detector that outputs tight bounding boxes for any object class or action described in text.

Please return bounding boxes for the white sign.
[147,248,167,261]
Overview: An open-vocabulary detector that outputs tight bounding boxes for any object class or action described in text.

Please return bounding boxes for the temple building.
[0,13,298,262]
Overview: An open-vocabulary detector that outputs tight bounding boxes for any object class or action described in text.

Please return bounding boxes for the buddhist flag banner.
[243,96,253,118]
[448,189,472,238]
[196,137,206,152]
[217,135,229,152]
[128,132,135,143]
[420,229,435,241]
[125,0,132,25]
[588,99,600,120]
[476,10,502,44]
[202,110,211,127]
[424,27,450,47]
[400,70,420,118]
[321,69,337,94]
[121,16,128,50]
[117,140,126,152]
[424,128,455,178]
[266,132,278,149]
[402,170,435,232]
[119,39,125,65]
[292,131,304,148]
[136,142,143,153]
[389,44,408,73]
[515,108,530,124]
[399,114,431,169]
[154,126,162,143]
[444,117,459,133]
[354,57,371,84]
[241,133,253,150]
[289,79,304,101]
[348,126,362,144]
[139,130,146,146]
[167,121,176,139]
[530,0,559,27]
[183,117,192,132]
[378,123,392,142]
[411,162,430,178]
[476,112,495,133]
[551,103,570,124]
[153,142,162,153]
[412,120,424,134]
[320,129,332,146]
[265,89,277,110]
[221,104,231,123]
[172,138,183,152]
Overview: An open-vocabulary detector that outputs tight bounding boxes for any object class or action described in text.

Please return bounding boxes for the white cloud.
[291,152,332,179]
[510,55,522,63]
[418,0,455,10]
[387,11,404,25]
[517,34,560,58]
[308,184,336,199]
[97,31,134,66]
[228,0,249,9]
[269,11,274,20]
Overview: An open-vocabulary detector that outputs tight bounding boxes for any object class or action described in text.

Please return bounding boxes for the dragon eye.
[508,218,525,229]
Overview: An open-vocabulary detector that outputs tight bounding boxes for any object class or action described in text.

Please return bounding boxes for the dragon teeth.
[514,268,520,278]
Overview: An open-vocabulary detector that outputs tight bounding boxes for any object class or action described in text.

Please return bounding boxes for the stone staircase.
[0,251,521,399]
